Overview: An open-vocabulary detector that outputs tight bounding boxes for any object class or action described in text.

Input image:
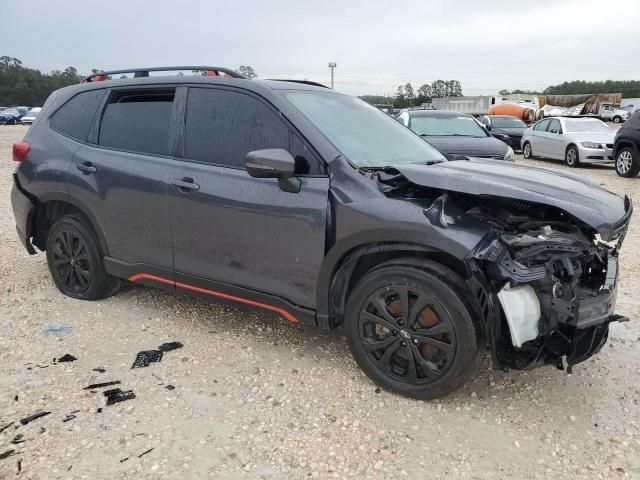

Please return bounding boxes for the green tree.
[404,83,415,106]
[416,83,432,104]
[446,80,463,97]
[431,79,448,98]
[393,85,406,108]
[237,65,257,79]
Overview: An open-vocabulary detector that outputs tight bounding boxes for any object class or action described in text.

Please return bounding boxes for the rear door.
[167,86,329,309]
[67,87,177,279]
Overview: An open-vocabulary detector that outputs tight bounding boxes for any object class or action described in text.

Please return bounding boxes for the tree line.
[499,80,640,98]
[0,56,260,106]
[361,80,463,108]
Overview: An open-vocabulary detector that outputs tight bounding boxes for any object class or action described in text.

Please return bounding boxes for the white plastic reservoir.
[497,284,541,348]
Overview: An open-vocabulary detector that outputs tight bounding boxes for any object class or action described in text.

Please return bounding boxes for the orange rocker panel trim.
[128,273,299,324]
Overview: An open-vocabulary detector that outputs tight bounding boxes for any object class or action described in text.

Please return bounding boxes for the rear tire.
[523,141,533,159]
[565,145,580,167]
[615,147,640,177]
[345,260,479,399]
[46,215,120,300]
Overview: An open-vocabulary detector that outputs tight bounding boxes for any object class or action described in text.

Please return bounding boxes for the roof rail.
[81,66,247,83]
[267,79,329,89]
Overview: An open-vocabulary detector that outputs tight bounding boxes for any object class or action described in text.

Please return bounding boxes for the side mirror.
[245,149,295,179]
[484,123,492,131]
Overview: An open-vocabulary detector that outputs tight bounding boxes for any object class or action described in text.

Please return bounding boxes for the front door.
[167,87,329,309]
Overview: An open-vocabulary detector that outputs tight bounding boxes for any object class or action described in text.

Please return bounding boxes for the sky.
[2,0,639,96]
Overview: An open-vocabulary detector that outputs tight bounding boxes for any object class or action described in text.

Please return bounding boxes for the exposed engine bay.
[374,167,632,372]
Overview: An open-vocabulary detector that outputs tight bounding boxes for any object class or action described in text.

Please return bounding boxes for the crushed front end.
[468,195,632,372]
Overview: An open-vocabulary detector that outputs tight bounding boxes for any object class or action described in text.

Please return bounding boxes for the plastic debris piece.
[93,367,106,373]
[0,449,15,460]
[131,350,163,369]
[62,410,80,423]
[165,385,175,391]
[57,354,77,363]
[84,381,121,390]
[0,422,14,434]
[43,325,73,336]
[158,341,183,352]
[10,434,24,445]
[104,388,136,406]
[138,448,154,458]
[20,411,51,425]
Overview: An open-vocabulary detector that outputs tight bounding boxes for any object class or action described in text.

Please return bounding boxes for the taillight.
[12,141,31,162]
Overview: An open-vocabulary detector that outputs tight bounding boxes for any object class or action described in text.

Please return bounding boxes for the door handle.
[172,178,200,192]
[77,162,96,174]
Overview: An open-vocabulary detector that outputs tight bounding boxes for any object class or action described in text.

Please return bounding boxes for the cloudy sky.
[3,0,639,96]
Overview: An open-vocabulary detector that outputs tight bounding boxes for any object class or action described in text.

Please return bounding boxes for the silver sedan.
[521,117,615,167]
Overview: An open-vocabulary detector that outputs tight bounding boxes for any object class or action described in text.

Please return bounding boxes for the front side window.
[409,115,488,138]
[285,92,444,168]
[533,119,550,131]
[98,89,175,156]
[547,119,561,133]
[185,88,289,168]
[50,89,104,141]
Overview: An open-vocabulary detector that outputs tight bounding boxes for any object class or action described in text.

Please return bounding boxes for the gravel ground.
[1,124,639,479]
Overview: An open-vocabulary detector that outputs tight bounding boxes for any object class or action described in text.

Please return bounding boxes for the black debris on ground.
[10,434,24,445]
[104,388,136,406]
[0,422,14,434]
[92,367,106,373]
[138,448,154,458]
[158,341,183,352]
[96,408,102,413]
[84,381,121,390]
[17,459,22,473]
[0,449,15,460]
[119,457,129,463]
[62,410,81,423]
[131,350,162,369]
[14,395,18,402]
[57,354,77,363]
[19,411,51,425]
[165,385,175,391]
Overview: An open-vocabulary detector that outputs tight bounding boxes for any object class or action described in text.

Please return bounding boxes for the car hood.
[422,136,508,157]
[563,131,616,143]
[394,158,630,240]
[492,127,526,137]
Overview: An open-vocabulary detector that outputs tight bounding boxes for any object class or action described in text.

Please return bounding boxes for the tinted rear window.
[185,88,289,168]
[50,90,104,141]
[99,90,175,156]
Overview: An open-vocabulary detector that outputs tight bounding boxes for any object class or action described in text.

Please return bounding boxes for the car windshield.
[285,92,445,168]
[409,115,489,137]
[563,119,611,133]
[491,117,527,128]
[2,109,18,115]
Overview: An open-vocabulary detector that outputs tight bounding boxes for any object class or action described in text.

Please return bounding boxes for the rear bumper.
[11,174,36,254]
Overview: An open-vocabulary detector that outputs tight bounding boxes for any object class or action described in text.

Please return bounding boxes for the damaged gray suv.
[11,66,632,399]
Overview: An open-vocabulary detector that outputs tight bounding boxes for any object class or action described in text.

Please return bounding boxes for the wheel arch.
[316,237,474,330]
[29,192,109,255]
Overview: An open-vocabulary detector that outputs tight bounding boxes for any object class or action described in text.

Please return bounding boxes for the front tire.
[345,260,479,399]
[612,116,622,124]
[565,145,580,167]
[615,147,640,177]
[523,141,533,159]
[46,215,119,300]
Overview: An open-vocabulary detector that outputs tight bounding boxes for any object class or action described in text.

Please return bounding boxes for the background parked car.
[20,107,42,125]
[521,117,615,167]
[478,115,528,151]
[0,108,25,125]
[613,110,640,177]
[396,109,515,160]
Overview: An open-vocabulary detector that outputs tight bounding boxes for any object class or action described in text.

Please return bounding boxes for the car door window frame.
[90,84,179,159]
[533,119,550,132]
[177,85,327,177]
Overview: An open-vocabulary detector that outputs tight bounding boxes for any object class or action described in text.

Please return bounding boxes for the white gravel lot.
[1,124,639,479]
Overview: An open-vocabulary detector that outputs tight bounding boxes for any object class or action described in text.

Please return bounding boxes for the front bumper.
[577,144,614,163]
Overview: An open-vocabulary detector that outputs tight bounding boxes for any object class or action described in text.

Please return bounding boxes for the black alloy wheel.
[346,260,478,399]
[46,215,119,300]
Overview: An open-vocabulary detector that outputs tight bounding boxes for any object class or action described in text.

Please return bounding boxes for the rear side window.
[99,89,175,156]
[185,88,289,168]
[50,89,104,142]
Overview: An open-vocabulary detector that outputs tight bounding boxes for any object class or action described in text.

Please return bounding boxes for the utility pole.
[328,62,337,89]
